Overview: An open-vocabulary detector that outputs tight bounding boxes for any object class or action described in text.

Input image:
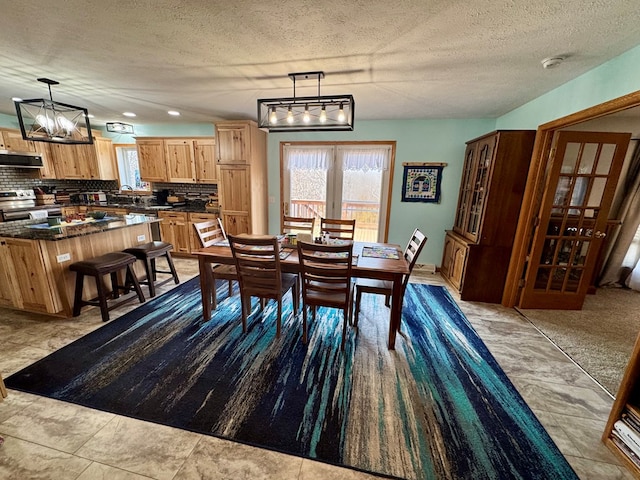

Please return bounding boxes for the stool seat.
[70,251,145,322]
[124,241,173,258]
[123,241,179,298]
[70,252,138,275]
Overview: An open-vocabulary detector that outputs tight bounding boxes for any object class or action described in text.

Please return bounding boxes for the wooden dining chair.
[216,217,228,239]
[283,215,315,236]
[228,235,299,338]
[193,219,237,309]
[354,228,427,331]
[320,217,356,240]
[297,240,354,350]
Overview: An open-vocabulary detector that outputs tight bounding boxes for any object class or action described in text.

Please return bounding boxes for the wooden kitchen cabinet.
[0,237,57,313]
[48,136,117,180]
[165,138,197,183]
[158,211,190,255]
[194,138,218,182]
[136,136,217,184]
[136,138,168,182]
[215,120,267,234]
[0,128,57,179]
[440,130,535,302]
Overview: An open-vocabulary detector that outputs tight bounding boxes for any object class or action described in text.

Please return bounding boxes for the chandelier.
[14,78,93,144]
[257,71,355,132]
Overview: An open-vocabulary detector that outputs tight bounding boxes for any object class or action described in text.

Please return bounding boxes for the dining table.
[192,236,410,350]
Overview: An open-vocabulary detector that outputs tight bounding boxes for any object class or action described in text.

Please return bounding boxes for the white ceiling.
[1,0,640,127]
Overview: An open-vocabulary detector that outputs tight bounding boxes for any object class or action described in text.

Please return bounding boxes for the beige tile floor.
[0,257,634,479]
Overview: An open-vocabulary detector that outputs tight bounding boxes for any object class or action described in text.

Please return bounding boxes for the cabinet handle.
[594,231,606,239]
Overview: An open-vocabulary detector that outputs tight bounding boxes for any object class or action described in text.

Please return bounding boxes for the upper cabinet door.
[215,122,251,164]
[136,139,168,182]
[519,131,631,309]
[165,139,196,183]
[194,138,218,183]
[1,130,36,152]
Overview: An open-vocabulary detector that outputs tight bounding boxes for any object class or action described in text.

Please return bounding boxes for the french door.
[281,143,394,242]
[519,131,631,309]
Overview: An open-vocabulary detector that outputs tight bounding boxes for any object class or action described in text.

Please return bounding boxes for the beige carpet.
[517,287,640,396]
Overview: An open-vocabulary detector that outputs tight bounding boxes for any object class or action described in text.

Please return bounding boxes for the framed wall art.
[401,162,447,203]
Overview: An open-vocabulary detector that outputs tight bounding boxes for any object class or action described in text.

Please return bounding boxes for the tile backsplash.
[0,168,217,199]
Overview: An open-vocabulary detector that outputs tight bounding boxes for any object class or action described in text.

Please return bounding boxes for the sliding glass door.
[282,143,394,242]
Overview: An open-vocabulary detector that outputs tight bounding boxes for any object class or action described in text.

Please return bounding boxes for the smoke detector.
[541,56,565,69]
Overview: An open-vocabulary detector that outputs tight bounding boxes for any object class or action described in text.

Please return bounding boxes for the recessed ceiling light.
[11,97,22,102]
[123,112,136,117]
[168,110,180,116]
[541,56,565,69]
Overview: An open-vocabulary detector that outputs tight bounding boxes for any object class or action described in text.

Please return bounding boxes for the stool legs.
[72,273,85,317]
[137,251,180,298]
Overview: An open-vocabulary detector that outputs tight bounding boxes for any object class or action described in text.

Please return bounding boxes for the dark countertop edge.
[0,215,162,242]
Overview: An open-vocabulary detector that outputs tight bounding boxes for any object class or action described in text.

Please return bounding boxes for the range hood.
[0,150,44,168]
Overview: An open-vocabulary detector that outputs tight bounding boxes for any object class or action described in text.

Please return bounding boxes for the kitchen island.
[0,215,160,318]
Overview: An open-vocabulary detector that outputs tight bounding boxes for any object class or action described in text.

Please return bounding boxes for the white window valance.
[339,146,391,172]
[285,146,333,171]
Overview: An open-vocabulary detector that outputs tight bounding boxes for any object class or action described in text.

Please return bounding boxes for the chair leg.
[341,308,348,351]
[302,304,308,343]
[240,293,248,333]
[211,274,218,310]
[165,252,180,284]
[94,275,111,323]
[72,273,85,317]
[227,279,232,297]
[276,299,282,338]
[354,287,362,327]
[126,265,146,303]
[144,256,156,298]
[110,272,120,299]
[292,281,299,314]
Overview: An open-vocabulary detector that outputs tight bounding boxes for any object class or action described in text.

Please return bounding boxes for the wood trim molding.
[502,89,640,307]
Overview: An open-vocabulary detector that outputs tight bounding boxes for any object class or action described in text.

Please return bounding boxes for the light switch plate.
[137,235,146,242]
[56,253,71,263]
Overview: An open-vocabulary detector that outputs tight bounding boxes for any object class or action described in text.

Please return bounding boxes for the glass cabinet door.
[453,143,477,234]
[464,136,496,242]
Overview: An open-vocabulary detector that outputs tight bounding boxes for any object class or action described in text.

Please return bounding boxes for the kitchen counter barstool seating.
[193,219,237,309]
[297,240,354,350]
[123,241,179,298]
[228,234,299,338]
[283,215,315,236]
[354,228,427,331]
[69,252,145,322]
[320,217,356,240]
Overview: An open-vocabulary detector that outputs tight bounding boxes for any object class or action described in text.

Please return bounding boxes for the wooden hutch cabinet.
[215,120,267,235]
[440,130,535,303]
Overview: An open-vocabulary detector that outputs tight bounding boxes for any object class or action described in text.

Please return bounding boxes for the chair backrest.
[283,215,315,235]
[216,217,228,239]
[297,240,354,306]
[228,234,282,300]
[402,228,428,290]
[193,220,226,248]
[320,217,356,240]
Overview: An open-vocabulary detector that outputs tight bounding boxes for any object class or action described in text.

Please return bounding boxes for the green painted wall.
[497,44,640,129]
[101,123,214,143]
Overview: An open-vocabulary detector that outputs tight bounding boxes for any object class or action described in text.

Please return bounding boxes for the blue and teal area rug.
[6,278,577,479]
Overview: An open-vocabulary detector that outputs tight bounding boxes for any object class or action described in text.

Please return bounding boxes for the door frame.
[503,89,640,307]
[278,140,396,242]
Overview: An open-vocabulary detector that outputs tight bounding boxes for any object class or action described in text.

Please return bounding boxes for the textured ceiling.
[1,0,640,127]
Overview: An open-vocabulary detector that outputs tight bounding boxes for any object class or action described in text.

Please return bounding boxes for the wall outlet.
[56,253,71,263]
[268,195,275,204]
[137,235,146,242]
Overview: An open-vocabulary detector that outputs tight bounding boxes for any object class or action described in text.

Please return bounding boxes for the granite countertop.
[66,202,217,214]
[0,214,161,241]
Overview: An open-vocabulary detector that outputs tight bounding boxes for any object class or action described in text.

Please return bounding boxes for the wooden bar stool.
[123,241,180,298]
[70,252,145,322]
